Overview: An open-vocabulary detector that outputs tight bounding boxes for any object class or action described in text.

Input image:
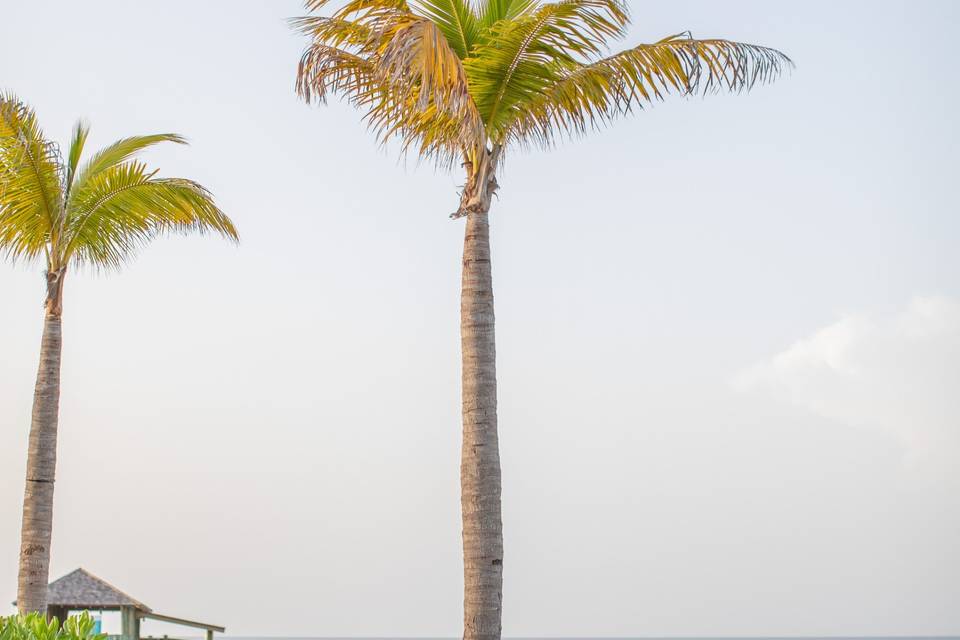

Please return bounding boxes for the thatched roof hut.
[20,569,223,640]
[46,568,152,614]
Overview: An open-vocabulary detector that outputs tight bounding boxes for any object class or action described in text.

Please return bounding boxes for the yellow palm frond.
[295,4,486,164]
[378,17,481,130]
[306,0,412,16]
[290,15,379,54]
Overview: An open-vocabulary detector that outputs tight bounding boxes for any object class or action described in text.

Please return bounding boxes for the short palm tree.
[293,1,790,637]
[0,94,237,615]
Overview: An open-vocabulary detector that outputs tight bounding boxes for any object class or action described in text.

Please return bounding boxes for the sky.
[1,0,958,637]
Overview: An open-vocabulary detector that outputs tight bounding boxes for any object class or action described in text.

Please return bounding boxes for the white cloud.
[733,296,960,479]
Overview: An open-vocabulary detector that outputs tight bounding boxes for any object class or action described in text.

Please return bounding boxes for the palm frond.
[502,33,793,148]
[297,41,383,105]
[63,160,236,269]
[0,93,63,263]
[379,18,479,124]
[305,0,412,15]
[477,0,540,30]
[64,120,90,197]
[290,15,379,54]
[411,0,480,58]
[464,0,630,135]
[375,16,488,161]
[296,6,486,164]
[70,133,187,195]
[306,0,414,36]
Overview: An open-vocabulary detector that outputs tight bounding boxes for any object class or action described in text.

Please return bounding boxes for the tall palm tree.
[293,1,790,637]
[0,94,238,615]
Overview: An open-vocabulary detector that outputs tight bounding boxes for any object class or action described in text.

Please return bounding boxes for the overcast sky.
[1,1,958,637]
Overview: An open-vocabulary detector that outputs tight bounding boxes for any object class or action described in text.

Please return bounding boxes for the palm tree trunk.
[17,269,66,615]
[460,211,503,640]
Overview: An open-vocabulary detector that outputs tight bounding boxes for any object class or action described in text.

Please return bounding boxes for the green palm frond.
[411,0,481,58]
[478,0,539,30]
[463,0,629,134]
[70,133,187,196]
[503,33,793,148]
[0,94,63,262]
[2,94,236,271]
[64,121,90,197]
[64,160,237,269]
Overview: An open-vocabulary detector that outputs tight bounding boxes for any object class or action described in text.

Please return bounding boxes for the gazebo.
[34,568,224,640]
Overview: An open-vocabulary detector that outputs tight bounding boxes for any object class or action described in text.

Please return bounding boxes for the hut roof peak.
[45,568,152,612]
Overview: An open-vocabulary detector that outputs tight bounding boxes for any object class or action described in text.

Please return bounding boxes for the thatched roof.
[45,568,152,611]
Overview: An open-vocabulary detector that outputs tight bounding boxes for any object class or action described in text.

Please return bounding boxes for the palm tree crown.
[294,0,791,215]
[0,94,237,310]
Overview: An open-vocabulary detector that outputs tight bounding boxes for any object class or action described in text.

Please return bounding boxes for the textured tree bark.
[460,210,503,640]
[17,270,66,615]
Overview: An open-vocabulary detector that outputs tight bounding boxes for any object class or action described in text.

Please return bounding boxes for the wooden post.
[205,630,214,640]
[46,606,66,623]
[121,606,139,640]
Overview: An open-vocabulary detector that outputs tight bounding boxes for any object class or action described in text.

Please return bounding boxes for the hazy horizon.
[1,0,957,638]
